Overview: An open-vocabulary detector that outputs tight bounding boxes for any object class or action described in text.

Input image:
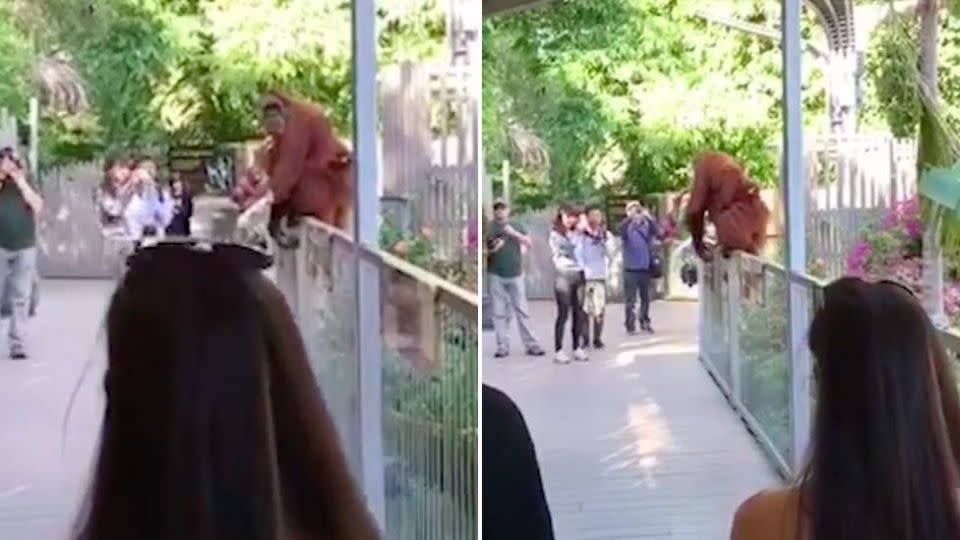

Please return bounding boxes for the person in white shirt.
[578,205,613,348]
[124,158,173,240]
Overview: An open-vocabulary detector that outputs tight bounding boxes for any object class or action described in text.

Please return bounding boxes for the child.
[579,205,612,348]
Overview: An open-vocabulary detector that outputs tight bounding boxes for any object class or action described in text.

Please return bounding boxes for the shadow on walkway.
[483,300,780,539]
[0,280,112,540]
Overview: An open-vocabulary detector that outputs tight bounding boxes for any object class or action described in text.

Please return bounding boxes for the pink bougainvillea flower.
[845,238,871,275]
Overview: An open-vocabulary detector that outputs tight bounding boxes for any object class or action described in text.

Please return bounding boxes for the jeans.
[624,269,651,331]
[489,274,539,351]
[582,280,606,346]
[0,247,36,353]
[554,271,585,352]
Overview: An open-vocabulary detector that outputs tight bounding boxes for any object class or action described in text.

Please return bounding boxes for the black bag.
[649,252,664,279]
[637,217,663,279]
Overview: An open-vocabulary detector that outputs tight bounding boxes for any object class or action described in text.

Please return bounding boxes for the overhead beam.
[695,10,828,59]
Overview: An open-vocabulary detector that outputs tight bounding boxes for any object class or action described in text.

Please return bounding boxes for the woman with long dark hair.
[730,277,960,540]
[548,204,587,364]
[164,175,193,237]
[97,156,131,234]
[73,241,379,540]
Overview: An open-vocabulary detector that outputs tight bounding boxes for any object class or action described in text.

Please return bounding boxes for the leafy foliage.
[866,8,960,140]
[1,0,446,166]
[483,0,827,211]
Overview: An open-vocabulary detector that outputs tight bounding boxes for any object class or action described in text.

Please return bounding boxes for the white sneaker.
[554,350,571,364]
[573,348,589,362]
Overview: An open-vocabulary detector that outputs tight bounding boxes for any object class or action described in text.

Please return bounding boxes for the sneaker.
[626,327,637,336]
[593,339,605,349]
[642,321,655,334]
[494,348,509,358]
[573,348,589,362]
[553,350,571,364]
[526,345,546,357]
[9,347,27,360]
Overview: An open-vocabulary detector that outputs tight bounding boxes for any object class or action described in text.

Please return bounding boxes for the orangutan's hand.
[695,244,713,262]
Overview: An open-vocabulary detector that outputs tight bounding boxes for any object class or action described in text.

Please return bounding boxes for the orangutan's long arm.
[269,124,310,205]
[685,167,710,253]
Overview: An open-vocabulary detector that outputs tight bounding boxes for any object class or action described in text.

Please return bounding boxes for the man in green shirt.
[0,147,43,359]
[486,199,544,358]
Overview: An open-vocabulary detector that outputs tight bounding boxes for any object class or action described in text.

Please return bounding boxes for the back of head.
[76,245,378,540]
[802,277,960,540]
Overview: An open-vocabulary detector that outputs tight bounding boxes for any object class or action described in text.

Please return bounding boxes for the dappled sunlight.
[601,400,673,489]
[612,342,699,366]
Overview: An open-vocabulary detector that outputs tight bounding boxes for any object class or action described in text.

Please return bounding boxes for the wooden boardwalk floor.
[0,280,112,540]
[483,300,781,540]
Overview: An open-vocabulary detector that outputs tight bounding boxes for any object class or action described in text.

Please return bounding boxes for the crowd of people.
[486,198,663,364]
[97,155,194,241]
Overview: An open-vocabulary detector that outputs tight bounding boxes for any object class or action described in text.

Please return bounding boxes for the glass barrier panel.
[299,225,362,481]
[702,259,731,386]
[738,263,791,465]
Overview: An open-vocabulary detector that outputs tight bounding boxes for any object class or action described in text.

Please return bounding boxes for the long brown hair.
[552,203,580,234]
[74,245,379,540]
[100,156,129,196]
[798,277,960,540]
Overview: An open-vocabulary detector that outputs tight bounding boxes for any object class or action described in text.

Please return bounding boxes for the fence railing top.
[300,217,478,313]
[734,251,829,289]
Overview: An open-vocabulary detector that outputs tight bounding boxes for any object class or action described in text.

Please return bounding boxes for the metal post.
[782,0,811,472]
[501,159,510,204]
[352,0,386,529]
[29,98,39,179]
[727,255,743,402]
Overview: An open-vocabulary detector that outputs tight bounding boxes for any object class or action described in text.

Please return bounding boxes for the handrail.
[703,250,960,480]
[301,216,478,314]
[276,217,478,540]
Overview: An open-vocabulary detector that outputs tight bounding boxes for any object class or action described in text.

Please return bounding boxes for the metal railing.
[275,218,478,540]
[701,251,960,478]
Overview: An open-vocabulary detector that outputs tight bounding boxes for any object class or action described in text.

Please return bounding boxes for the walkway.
[482,300,781,539]
[0,280,112,540]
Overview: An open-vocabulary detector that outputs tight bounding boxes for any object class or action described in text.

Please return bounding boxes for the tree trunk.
[918,0,948,326]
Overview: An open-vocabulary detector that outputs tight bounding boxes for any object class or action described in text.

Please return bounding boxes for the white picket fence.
[804,135,916,277]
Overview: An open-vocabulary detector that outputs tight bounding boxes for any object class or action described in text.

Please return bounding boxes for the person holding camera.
[621,200,661,334]
[124,157,173,241]
[486,199,545,359]
[0,147,43,360]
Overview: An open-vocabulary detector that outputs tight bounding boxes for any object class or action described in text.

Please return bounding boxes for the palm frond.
[507,122,550,172]
[33,52,90,114]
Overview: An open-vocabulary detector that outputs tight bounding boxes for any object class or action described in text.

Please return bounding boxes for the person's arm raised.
[12,172,43,214]
[504,222,532,247]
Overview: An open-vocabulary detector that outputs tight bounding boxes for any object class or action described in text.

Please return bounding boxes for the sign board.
[168,146,236,196]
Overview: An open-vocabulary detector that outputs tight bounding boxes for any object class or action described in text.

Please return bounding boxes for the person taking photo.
[486,199,545,359]
[0,147,43,360]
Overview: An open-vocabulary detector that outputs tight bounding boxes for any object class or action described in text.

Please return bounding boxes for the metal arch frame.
[807,0,857,52]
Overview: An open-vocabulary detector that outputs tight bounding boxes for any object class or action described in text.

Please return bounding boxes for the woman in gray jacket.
[549,204,588,364]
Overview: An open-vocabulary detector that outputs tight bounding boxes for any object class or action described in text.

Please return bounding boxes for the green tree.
[2,0,447,165]
[483,0,827,212]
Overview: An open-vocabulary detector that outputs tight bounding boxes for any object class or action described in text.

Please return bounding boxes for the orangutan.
[685,151,771,261]
[260,92,353,248]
